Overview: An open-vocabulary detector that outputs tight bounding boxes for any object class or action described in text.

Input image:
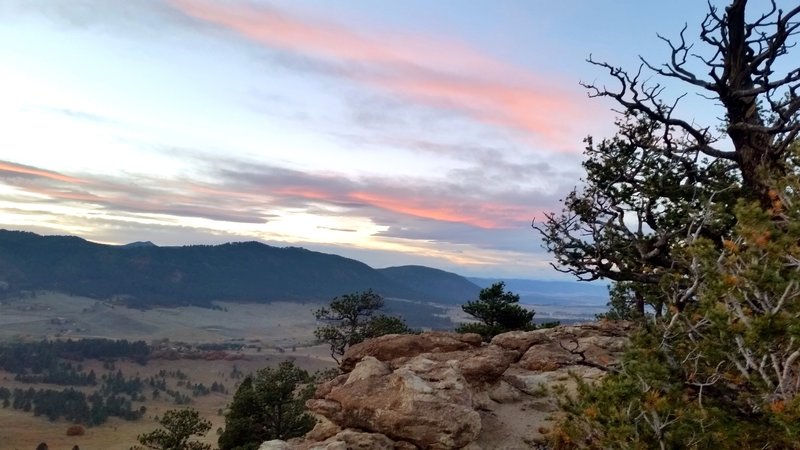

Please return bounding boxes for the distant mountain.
[377,265,481,304]
[468,277,609,304]
[120,241,157,248]
[0,230,475,309]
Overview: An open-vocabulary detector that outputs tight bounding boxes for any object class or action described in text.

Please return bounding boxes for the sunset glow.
[0,0,720,277]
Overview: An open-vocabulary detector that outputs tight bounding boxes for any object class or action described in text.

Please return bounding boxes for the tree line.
[0,338,150,374]
[3,386,145,425]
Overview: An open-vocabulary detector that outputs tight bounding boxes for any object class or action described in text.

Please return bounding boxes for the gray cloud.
[0,0,594,279]
[30,106,118,125]
[1,154,572,277]
[0,0,192,34]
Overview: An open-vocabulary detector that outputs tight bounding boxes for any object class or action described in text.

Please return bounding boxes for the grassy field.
[0,353,334,450]
[0,293,337,450]
[0,292,328,346]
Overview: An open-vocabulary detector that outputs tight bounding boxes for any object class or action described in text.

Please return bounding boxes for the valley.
[0,293,338,450]
[0,288,606,449]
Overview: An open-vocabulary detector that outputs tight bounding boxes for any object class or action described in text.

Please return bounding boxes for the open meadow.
[0,293,337,450]
[0,292,330,346]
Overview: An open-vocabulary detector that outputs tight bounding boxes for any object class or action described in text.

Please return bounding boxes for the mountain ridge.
[0,230,607,315]
[0,230,477,308]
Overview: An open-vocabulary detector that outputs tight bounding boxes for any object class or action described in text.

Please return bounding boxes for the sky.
[0,1,776,279]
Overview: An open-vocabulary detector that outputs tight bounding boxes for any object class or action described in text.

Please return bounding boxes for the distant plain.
[0,290,605,449]
[0,292,336,450]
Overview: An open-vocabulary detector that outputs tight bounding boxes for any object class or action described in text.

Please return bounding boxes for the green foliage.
[7,372,146,425]
[132,408,211,450]
[0,338,149,374]
[218,361,316,450]
[314,290,412,363]
[537,1,800,446]
[551,185,800,449]
[596,282,662,321]
[455,282,535,341]
[217,378,258,450]
[536,112,738,318]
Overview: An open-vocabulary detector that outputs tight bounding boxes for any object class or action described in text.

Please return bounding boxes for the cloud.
[32,106,118,125]
[1,149,569,234]
[0,161,86,184]
[0,160,270,224]
[0,0,192,35]
[348,191,527,229]
[167,0,600,149]
[206,156,567,230]
[0,154,575,277]
[168,0,489,69]
[0,0,591,278]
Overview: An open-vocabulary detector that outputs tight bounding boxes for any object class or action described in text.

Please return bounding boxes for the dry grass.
[0,292,326,346]
[0,353,335,450]
[0,293,337,450]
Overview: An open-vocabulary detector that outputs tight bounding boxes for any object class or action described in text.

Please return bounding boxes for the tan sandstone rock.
[259,440,291,450]
[490,329,551,353]
[305,415,341,442]
[341,332,483,371]
[273,325,630,450]
[308,429,397,450]
[309,356,481,449]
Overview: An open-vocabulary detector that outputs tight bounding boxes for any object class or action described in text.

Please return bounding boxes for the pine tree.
[456,282,535,341]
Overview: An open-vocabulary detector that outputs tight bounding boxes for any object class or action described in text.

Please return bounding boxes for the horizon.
[1,226,608,283]
[0,1,751,278]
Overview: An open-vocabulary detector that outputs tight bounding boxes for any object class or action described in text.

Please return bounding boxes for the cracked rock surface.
[264,321,631,450]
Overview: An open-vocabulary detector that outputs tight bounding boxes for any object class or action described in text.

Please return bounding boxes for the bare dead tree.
[535,1,800,314]
[585,0,799,204]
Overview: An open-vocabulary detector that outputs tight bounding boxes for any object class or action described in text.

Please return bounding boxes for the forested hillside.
[377,265,481,304]
[0,230,476,308]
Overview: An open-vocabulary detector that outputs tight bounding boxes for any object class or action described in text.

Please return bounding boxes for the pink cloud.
[168,0,599,149]
[0,161,85,184]
[349,191,527,229]
[258,179,533,228]
[168,0,496,70]
[1,158,542,230]
[372,73,577,145]
[274,185,535,229]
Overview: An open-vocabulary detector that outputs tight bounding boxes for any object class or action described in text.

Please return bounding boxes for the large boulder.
[456,345,520,384]
[516,322,632,371]
[308,429,398,450]
[341,332,482,371]
[270,325,630,450]
[490,329,551,353]
[309,356,481,449]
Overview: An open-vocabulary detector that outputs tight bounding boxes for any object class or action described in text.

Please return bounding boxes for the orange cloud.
[1,158,539,230]
[252,181,531,228]
[168,0,496,70]
[373,73,579,146]
[25,187,100,202]
[349,191,529,229]
[0,161,85,184]
[168,0,598,149]
[274,186,337,203]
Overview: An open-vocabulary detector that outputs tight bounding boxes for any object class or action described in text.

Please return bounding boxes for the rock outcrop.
[270,321,631,450]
